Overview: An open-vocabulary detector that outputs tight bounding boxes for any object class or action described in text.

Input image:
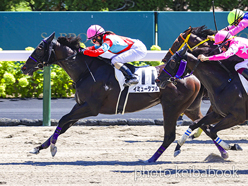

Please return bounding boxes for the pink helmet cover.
[87,25,105,40]
[214,30,232,45]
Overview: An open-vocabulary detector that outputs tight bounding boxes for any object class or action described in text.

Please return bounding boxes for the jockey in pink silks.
[208,9,248,41]
[224,9,248,36]
[198,30,248,80]
[79,25,147,87]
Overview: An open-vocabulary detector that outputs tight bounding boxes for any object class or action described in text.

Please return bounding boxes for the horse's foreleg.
[30,136,52,154]
[190,105,213,139]
[188,108,212,140]
[147,132,176,163]
[147,116,177,163]
[213,141,229,159]
[174,111,222,157]
[209,114,243,152]
[147,145,166,163]
[31,102,98,156]
[193,125,229,159]
[49,102,98,157]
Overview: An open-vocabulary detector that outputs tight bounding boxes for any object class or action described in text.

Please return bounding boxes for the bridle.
[164,32,208,83]
[163,49,201,85]
[28,38,95,82]
[28,39,78,70]
[168,32,210,56]
[28,39,56,69]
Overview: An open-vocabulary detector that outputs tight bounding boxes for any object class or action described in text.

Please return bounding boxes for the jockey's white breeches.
[111,39,147,65]
[235,59,248,71]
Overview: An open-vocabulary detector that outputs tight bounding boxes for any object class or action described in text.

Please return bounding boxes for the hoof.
[29,147,40,154]
[234,144,243,151]
[140,159,154,164]
[221,151,229,159]
[189,135,195,140]
[50,143,57,157]
[174,150,181,157]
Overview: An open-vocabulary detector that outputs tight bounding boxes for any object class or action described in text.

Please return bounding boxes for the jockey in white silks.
[80,25,147,87]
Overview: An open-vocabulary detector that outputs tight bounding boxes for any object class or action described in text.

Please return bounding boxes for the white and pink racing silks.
[209,37,248,61]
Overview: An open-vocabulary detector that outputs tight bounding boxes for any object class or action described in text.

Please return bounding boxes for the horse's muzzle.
[155,78,167,89]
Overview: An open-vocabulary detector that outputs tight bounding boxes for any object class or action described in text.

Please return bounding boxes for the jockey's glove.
[78,48,86,54]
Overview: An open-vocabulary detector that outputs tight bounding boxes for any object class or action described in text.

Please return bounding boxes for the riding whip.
[84,60,96,82]
[212,0,218,32]
[211,0,233,81]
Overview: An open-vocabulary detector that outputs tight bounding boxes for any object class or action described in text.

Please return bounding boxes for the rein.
[169,32,232,82]
[168,33,210,55]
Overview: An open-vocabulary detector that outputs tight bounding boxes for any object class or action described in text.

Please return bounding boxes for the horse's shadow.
[125,139,248,144]
[0,159,235,167]
[1,160,247,176]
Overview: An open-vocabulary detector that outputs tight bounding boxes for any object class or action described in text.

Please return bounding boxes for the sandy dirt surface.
[0,125,247,186]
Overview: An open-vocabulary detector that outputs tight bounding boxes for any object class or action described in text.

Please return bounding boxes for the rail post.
[43,66,51,126]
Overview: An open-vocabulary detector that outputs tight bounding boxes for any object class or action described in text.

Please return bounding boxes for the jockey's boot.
[241,69,248,80]
[119,65,139,87]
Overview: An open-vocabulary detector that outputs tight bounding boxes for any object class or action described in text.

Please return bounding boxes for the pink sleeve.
[208,44,237,61]
[209,54,229,61]
[228,19,248,36]
[225,25,235,31]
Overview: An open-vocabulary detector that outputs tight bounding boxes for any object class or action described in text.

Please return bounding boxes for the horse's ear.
[188,26,192,32]
[185,26,192,35]
[44,32,55,43]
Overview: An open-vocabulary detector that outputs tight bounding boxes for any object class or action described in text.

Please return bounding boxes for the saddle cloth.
[238,73,248,93]
[114,65,160,114]
[114,65,160,93]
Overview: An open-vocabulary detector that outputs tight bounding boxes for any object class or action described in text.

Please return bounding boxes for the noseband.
[28,39,56,69]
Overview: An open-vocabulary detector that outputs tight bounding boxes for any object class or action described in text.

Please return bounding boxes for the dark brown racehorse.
[21,32,204,163]
[156,26,244,158]
[157,26,231,159]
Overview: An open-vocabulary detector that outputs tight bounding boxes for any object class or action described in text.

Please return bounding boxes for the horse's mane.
[57,36,81,50]
[191,25,216,38]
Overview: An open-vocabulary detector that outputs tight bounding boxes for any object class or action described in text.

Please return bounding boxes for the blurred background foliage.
[0,47,75,98]
[1,0,248,11]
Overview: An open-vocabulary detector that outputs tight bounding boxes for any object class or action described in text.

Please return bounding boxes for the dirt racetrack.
[0,125,247,186]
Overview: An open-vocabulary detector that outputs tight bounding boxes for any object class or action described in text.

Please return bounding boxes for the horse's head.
[21,32,55,76]
[157,25,216,88]
[156,26,192,88]
[156,45,188,89]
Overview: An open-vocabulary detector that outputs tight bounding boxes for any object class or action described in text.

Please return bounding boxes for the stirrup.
[123,77,139,87]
